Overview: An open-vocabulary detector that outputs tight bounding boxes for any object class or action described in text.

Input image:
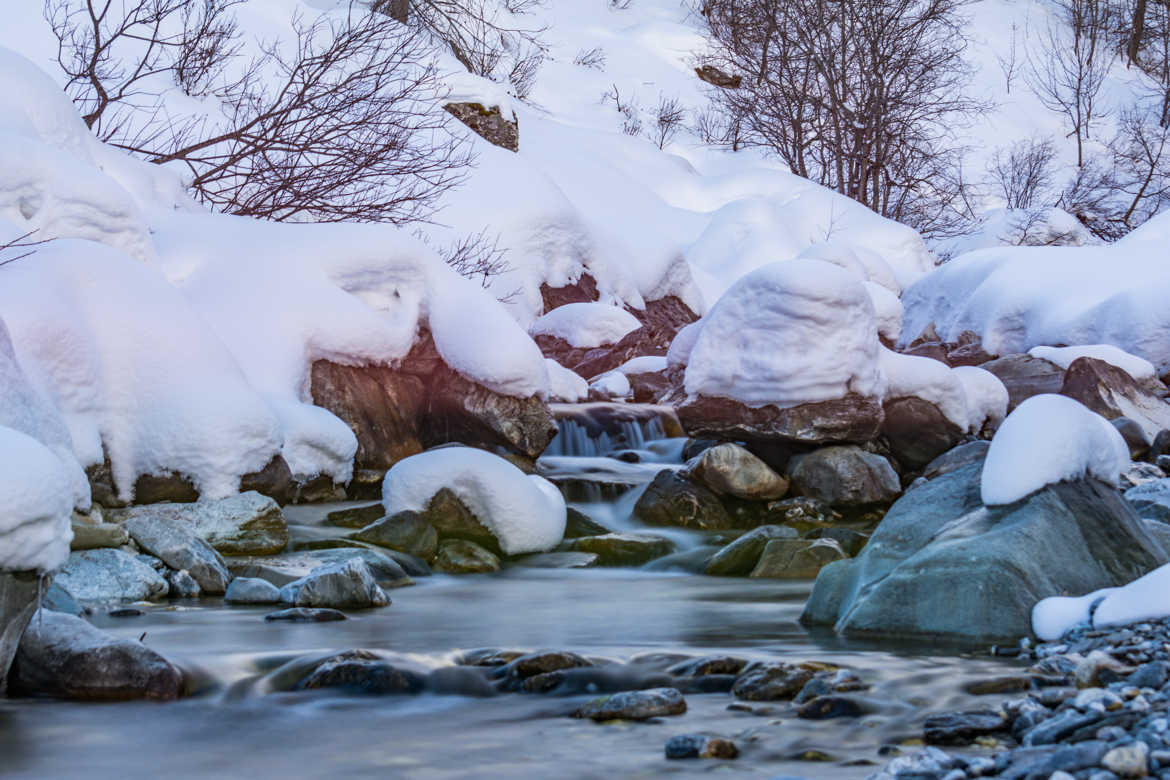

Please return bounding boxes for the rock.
[981,353,1065,411]
[166,569,200,599]
[806,527,869,557]
[694,64,742,88]
[1125,479,1170,523]
[789,446,901,506]
[1102,741,1150,778]
[350,511,438,560]
[563,508,611,538]
[433,539,501,574]
[688,443,789,500]
[0,571,40,696]
[573,687,686,721]
[1151,429,1170,460]
[121,514,231,594]
[665,734,739,759]
[562,533,675,566]
[324,503,386,529]
[1075,650,1131,689]
[42,583,82,617]
[764,496,841,528]
[633,470,733,530]
[1114,418,1153,459]
[881,397,965,469]
[668,656,748,677]
[110,492,289,556]
[796,695,868,719]
[540,275,599,311]
[228,548,414,588]
[69,518,128,550]
[10,610,183,700]
[290,476,346,504]
[678,393,884,446]
[947,341,994,367]
[279,560,390,608]
[512,552,599,569]
[296,650,425,694]
[1062,357,1170,441]
[802,462,1169,641]
[443,102,518,152]
[132,472,199,504]
[499,650,593,681]
[704,526,800,576]
[922,441,990,481]
[239,454,293,504]
[224,577,281,604]
[924,711,1010,745]
[421,488,502,554]
[732,662,817,701]
[264,607,347,622]
[750,538,847,579]
[55,549,169,603]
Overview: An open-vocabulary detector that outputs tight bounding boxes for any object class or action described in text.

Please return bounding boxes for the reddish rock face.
[540,275,600,312]
[678,394,884,447]
[881,396,965,470]
[981,353,1065,411]
[1060,356,1170,440]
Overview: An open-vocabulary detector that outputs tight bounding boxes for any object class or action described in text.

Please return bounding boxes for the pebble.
[263,607,347,622]
[664,735,738,760]
[1103,741,1151,779]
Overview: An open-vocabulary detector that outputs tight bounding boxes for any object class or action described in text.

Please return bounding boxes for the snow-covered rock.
[589,371,632,400]
[382,448,566,556]
[0,426,74,573]
[666,321,703,370]
[981,395,1131,506]
[1029,345,1157,383]
[545,359,588,402]
[1033,562,1170,641]
[529,302,642,349]
[879,349,968,429]
[952,366,1009,433]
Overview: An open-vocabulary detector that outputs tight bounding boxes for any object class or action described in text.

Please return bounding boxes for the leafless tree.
[998,20,1022,94]
[988,137,1057,209]
[1057,156,1127,239]
[1122,0,1170,125]
[435,227,512,286]
[697,0,986,237]
[1025,0,1115,167]
[693,105,744,149]
[652,94,686,149]
[1110,102,1170,228]
[47,0,474,224]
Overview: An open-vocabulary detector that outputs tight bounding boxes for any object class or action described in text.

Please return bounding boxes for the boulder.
[750,538,847,579]
[881,397,965,469]
[109,492,289,556]
[228,548,414,588]
[239,454,293,504]
[678,394,884,446]
[665,734,739,760]
[224,577,281,604]
[981,354,1065,411]
[688,443,789,501]
[572,687,686,721]
[325,503,386,529]
[10,610,183,700]
[132,472,199,504]
[1125,479,1170,523]
[633,470,733,530]
[788,446,901,506]
[264,608,346,622]
[704,526,800,577]
[443,102,518,152]
[512,551,599,569]
[350,511,438,560]
[563,508,611,539]
[1061,357,1170,442]
[922,441,990,481]
[0,571,40,696]
[540,275,599,311]
[296,649,426,694]
[54,549,169,603]
[432,539,500,574]
[420,488,502,554]
[802,462,1169,641]
[166,569,200,599]
[279,559,390,609]
[121,514,231,594]
[69,518,129,550]
[1113,418,1152,459]
[562,533,675,566]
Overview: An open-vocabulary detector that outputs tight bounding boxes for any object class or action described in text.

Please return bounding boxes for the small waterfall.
[544,404,676,458]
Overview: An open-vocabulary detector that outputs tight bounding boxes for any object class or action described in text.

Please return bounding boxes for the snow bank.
[866,282,905,343]
[589,371,632,400]
[953,366,1009,433]
[981,394,1130,506]
[879,348,968,429]
[529,303,642,349]
[685,260,885,407]
[616,356,668,375]
[0,426,74,572]
[1033,563,1170,640]
[382,447,566,555]
[666,321,703,369]
[1028,345,1157,383]
[545,359,588,402]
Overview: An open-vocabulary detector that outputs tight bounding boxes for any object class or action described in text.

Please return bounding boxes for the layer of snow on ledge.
[617,355,667,375]
[1033,562,1170,641]
[382,447,566,555]
[981,394,1130,506]
[529,303,642,349]
[589,370,631,400]
[953,366,1009,434]
[0,426,74,572]
[685,260,885,408]
[545,359,588,403]
[878,348,968,429]
[1028,345,1157,382]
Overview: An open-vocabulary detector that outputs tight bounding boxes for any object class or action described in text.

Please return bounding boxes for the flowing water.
[0,405,1019,779]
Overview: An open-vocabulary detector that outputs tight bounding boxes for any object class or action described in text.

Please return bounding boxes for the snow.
[866,282,905,343]
[545,359,588,403]
[1032,588,1119,641]
[0,426,74,572]
[1028,345,1158,383]
[589,371,632,400]
[666,320,703,370]
[953,366,1009,433]
[1032,563,1170,640]
[878,348,969,429]
[685,260,885,408]
[981,394,1131,506]
[529,303,643,349]
[381,447,566,555]
[616,356,668,375]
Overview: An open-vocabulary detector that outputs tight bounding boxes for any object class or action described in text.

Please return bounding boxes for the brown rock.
[678,394,884,446]
[694,65,742,88]
[423,488,501,554]
[240,455,293,504]
[1061,357,1170,441]
[540,275,599,312]
[443,102,518,152]
[749,538,847,579]
[881,397,965,469]
[981,353,1065,411]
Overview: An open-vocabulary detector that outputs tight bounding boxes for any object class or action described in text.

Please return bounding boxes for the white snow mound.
[879,348,968,429]
[529,303,642,349]
[1033,562,1170,641]
[1028,345,1157,383]
[0,426,74,572]
[953,366,1009,434]
[545,359,588,403]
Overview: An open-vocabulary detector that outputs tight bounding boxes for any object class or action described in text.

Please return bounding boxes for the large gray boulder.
[802,462,1169,641]
[788,446,901,506]
[109,492,288,556]
[279,559,390,609]
[0,571,40,696]
[54,549,169,603]
[122,514,231,594]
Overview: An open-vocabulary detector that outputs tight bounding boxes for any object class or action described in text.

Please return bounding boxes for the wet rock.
[704,526,800,576]
[924,711,1010,745]
[688,443,788,500]
[665,734,739,759]
[633,470,732,530]
[562,533,675,566]
[42,583,83,617]
[982,353,1065,411]
[881,397,966,469]
[922,441,990,481]
[239,454,293,504]
[788,446,901,506]
[121,514,231,594]
[10,610,183,701]
[797,695,869,719]
[573,687,686,721]
[224,577,281,604]
[1115,418,1153,459]
[1075,650,1132,688]
[110,492,289,556]
[668,655,748,678]
[1126,660,1169,689]
[421,488,502,554]
[297,650,426,694]
[350,511,438,560]
[765,496,841,528]
[806,527,869,557]
[229,548,414,588]
[443,102,518,152]
[678,393,884,446]
[55,549,169,603]
[512,552,599,569]
[279,560,389,609]
[563,508,611,538]
[732,662,818,701]
[433,539,500,574]
[1062,357,1170,442]
[264,607,346,622]
[69,518,128,550]
[499,650,593,681]
[325,503,386,529]
[962,675,1037,695]
[1102,741,1150,778]
[1125,479,1170,523]
[166,569,200,599]
[750,538,847,579]
[132,471,199,504]
[0,571,39,696]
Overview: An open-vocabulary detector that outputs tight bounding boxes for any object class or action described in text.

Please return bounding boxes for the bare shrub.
[652,94,686,149]
[573,46,606,70]
[988,137,1057,210]
[603,83,642,136]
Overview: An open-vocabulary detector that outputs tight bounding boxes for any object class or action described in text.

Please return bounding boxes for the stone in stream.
[109,492,289,556]
[349,510,438,560]
[788,446,901,507]
[0,571,40,696]
[325,503,386,529]
[422,488,503,555]
[511,552,599,569]
[563,507,611,539]
[228,548,414,588]
[433,539,500,574]
[732,662,823,701]
[667,655,748,678]
[296,650,426,695]
[279,559,390,609]
[9,610,183,701]
[922,440,990,481]
[796,695,869,719]
[1114,417,1152,459]
[166,569,200,599]
[1125,479,1170,523]
[664,735,739,760]
[687,443,789,500]
[678,393,884,446]
[561,533,675,566]
[1102,742,1151,779]
[572,687,686,721]
[121,514,232,594]
[805,527,869,557]
[633,470,733,530]
[498,650,594,681]
[923,711,1010,745]
[264,607,347,622]
[69,517,129,550]
[224,577,281,604]
[703,526,799,577]
[749,538,847,579]
[55,549,169,603]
